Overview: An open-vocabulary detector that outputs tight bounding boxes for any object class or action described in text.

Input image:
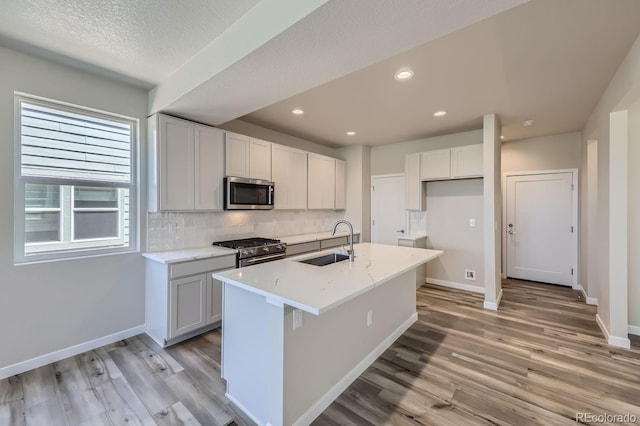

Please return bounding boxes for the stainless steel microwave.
[224,176,274,210]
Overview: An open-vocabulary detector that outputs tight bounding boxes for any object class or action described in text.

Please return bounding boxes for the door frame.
[501,168,579,288]
[370,174,408,243]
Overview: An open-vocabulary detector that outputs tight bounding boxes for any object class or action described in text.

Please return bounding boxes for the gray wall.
[628,99,640,328]
[501,132,581,173]
[581,32,640,338]
[0,45,148,370]
[425,179,484,289]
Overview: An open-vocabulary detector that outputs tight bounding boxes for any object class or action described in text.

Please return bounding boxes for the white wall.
[582,32,640,342]
[425,180,484,290]
[501,132,581,173]
[629,99,640,329]
[0,46,148,373]
[483,114,502,309]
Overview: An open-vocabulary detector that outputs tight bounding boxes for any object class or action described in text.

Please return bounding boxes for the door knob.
[396,229,405,234]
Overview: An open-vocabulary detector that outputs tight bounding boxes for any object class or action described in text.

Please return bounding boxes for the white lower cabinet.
[145,254,235,347]
[169,274,207,338]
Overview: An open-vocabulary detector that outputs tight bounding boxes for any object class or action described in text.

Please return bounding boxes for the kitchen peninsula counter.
[214,243,442,426]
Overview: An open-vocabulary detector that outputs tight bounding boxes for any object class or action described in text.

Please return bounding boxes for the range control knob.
[263,246,270,253]
[240,249,249,256]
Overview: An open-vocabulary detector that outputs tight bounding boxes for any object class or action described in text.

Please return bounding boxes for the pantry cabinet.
[405,152,425,211]
[148,113,224,212]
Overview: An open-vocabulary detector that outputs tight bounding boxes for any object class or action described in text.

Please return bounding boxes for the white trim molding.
[292,313,418,426]
[0,325,145,380]
[596,314,631,349]
[427,277,485,294]
[628,325,640,336]
[484,289,503,311]
[578,285,598,306]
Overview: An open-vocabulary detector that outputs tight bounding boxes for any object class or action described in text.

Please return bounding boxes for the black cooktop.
[212,237,281,249]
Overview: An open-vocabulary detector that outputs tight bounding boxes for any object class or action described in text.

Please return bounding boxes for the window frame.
[14,93,139,264]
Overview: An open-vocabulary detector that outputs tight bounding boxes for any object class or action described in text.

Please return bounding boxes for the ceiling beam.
[149,0,329,114]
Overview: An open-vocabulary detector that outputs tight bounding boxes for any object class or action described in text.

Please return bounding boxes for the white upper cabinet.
[308,153,336,210]
[194,125,225,210]
[225,132,250,178]
[249,138,272,181]
[405,152,424,211]
[420,148,451,180]
[149,114,224,212]
[225,133,272,180]
[335,159,346,210]
[450,144,483,178]
[419,144,483,181]
[272,145,307,210]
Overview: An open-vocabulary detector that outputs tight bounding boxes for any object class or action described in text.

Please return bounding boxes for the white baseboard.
[483,289,503,311]
[292,313,418,426]
[577,285,598,306]
[628,325,640,336]
[596,314,630,349]
[426,277,485,294]
[0,325,146,381]
[225,393,266,426]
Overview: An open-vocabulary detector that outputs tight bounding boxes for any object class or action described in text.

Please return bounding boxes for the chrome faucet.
[331,220,355,262]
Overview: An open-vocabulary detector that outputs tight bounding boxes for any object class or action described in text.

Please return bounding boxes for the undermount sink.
[298,253,350,267]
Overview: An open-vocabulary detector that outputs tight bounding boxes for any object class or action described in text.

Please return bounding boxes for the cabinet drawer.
[170,255,236,279]
[320,236,348,249]
[286,241,321,256]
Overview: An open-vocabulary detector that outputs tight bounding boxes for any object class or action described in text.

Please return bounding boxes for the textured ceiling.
[240,0,640,146]
[0,0,259,87]
[2,0,638,148]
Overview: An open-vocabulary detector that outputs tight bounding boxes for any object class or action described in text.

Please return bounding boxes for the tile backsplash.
[147,210,345,252]
[408,211,427,235]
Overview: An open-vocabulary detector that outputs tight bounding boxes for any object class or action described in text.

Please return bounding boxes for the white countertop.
[397,233,427,241]
[278,230,360,245]
[142,246,237,264]
[213,242,442,316]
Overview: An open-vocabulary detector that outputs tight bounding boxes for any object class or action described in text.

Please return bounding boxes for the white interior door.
[371,175,406,245]
[506,172,575,286]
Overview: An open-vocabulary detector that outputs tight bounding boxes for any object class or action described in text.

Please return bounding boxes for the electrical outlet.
[293,309,303,330]
[465,269,476,280]
[366,309,373,327]
[469,218,476,227]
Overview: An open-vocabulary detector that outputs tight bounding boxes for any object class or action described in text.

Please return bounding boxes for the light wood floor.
[1,279,639,425]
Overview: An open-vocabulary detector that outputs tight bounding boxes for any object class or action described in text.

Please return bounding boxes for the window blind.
[20,102,132,184]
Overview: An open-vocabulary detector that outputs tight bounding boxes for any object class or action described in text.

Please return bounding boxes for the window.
[15,95,137,262]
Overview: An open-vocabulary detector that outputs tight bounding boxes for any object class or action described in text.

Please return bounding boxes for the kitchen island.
[213,243,442,426]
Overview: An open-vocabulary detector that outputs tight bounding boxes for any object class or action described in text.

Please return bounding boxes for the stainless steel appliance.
[224,176,274,210]
[212,237,286,267]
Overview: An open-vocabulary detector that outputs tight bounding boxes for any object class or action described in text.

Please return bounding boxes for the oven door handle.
[243,253,286,264]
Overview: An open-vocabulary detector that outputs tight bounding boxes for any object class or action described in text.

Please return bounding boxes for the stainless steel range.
[212,237,286,267]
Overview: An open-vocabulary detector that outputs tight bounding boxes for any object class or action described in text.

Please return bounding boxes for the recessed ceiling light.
[291,108,304,115]
[522,119,533,127]
[433,110,447,117]
[346,131,356,136]
[394,69,414,80]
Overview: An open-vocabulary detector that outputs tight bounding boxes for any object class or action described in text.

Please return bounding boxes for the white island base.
[222,269,418,426]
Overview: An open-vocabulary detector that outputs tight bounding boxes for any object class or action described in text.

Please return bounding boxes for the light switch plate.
[469,218,476,227]
[293,309,303,330]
